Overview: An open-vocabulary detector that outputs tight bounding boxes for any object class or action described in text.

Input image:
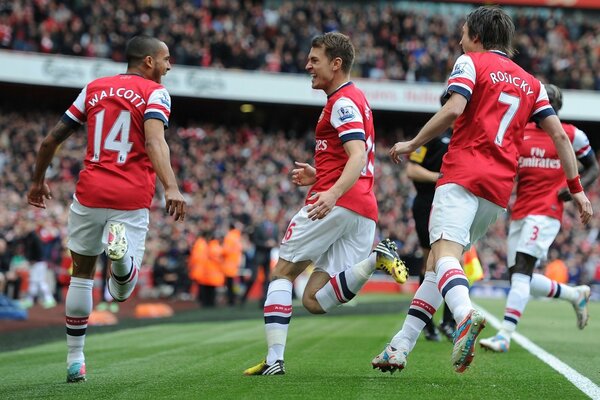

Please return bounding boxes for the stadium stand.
[1,1,599,89]
[0,108,598,298]
[0,0,599,306]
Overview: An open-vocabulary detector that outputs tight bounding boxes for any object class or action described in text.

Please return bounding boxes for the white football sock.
[391,272,442,351]
[264,279,293,365]
[530,273,578,302]
[499,273,530,339]
[65,277,93,365]
[315,254,376,312]
[436,257,471,323]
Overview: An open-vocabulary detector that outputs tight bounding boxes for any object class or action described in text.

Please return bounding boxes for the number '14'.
[91,110,133,164]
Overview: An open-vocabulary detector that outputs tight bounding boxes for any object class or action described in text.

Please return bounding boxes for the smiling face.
[150,42,171,84]
[305,45,336,93]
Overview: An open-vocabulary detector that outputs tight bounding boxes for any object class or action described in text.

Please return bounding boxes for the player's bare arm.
[406,162,440,183]
[28,120,75,208]
[558,151,599,201]
[389,93,466,164]
[540,115,593,224]
[308,139,365,221]
[144,118,186,222]
[291,161,317,186]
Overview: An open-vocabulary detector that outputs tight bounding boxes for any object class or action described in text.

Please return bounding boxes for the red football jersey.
[309,82,378,222]
[64,74,171,210]
[511,122,591,221]
[438,51,555,207]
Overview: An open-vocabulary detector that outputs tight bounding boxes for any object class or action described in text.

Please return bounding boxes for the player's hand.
[164,187,186,222]
[27,182,52,209]
[307,190,337,220]
[291,162,317,186]
[557,187,573,202]
[571,191,593,224]
[389,141,417,164]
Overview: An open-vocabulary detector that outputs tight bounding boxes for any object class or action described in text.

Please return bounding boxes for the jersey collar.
[489,50,509,58]
[327,81,353,98]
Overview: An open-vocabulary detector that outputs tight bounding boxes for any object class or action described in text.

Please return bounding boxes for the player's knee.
[511,252,537,277]
[302,293,325,314]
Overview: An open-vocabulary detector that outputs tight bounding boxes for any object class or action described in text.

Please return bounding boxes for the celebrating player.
[479,84,598,353]
[244,32,408,376]
[27,35,186,382]
[406,94,456,342]
[372,6,592,374]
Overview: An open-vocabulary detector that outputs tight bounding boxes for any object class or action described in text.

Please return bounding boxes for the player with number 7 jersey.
[440,50,553,208]
[381,6,592,376]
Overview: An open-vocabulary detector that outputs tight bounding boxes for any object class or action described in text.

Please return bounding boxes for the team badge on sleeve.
[450,63,467,77]
[159,90,171,108]
[338,106,356,122]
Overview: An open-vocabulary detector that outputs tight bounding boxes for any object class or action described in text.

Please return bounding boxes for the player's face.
[305,46,334,91]
[151,42,171,84]
[459,23,476,53]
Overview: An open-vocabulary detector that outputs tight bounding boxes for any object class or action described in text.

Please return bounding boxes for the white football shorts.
[507,215,561,268]
[429,183,505,248]
[67,196,149,268]
[278,205,376,276]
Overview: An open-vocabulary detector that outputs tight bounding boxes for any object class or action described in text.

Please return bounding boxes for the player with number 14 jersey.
[65,74,171,210]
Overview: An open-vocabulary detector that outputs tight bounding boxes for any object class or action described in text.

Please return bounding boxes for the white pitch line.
[476,306,600,400]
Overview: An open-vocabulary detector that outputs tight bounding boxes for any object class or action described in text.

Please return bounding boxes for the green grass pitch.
[0,295,597,399]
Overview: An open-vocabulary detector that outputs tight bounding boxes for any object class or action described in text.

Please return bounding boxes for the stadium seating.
[0,110,598,291]
[1,1,599,89]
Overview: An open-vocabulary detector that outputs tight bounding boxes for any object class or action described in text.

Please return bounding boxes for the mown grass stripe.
[478,306,600,399]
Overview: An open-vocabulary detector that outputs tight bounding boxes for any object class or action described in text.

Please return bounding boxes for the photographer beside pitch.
[27,35,186,383]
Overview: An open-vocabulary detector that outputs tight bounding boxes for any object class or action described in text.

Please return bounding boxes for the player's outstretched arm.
[540,115,593,224]
[144,119,186,222]
[389,93,466,164]
[558,151,599,201]
[291,161,317,186]
[28,120,75,208]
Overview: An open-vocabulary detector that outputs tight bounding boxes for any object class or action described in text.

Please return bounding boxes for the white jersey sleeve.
[573,128,592,158]
[145,87,171,127]
[64,85,88,125]
[446,54,476,101]
[329,97,365,141]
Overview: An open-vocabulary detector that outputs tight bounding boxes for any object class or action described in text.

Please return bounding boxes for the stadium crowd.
[1,0,600,90]
[1,107,599,306]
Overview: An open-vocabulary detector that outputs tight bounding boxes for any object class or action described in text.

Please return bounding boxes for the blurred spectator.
[2,1,600,90]
[189,231,224,307]
[241,209,279,307]
[222,221,244,306]
[0,106,598,302]
[96,254,119,313]
[153,240,191,300]
[0,236,21,300]
[13,220,56,309]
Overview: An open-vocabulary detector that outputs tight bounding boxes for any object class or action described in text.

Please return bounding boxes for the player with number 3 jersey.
[27,35,186,383]
[374,6,592,376]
